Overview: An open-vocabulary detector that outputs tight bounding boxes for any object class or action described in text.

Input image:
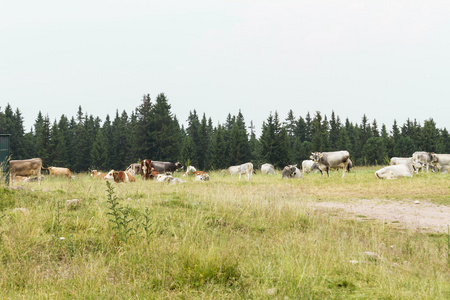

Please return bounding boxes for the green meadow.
[0,168,449,299]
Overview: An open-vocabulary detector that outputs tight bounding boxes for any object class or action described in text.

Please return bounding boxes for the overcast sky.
[2,1,450,136]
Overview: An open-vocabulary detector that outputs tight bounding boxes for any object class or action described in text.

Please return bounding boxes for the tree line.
[1,93,450,173]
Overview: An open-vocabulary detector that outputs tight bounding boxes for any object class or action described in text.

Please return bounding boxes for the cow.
[431,153,450,169]
[282,165,302,179]
[412,152,433,172]
[155,174,172,182]
[183,166,197,176]
[126,163,141,177]
[261,163,276,175]
[155,174,183,184]
[112,171,136,183]
[43,166,73,178]
[301,160,322,174]
[390,157,413,165]
[140,159,152,180]
[9,158,43,186]
[375,164,415,179]
[151,161,183,173]
[195,173,210,181]
[91,170,107,179]
[239,162,253,181]
[104,170,116,180]
[310,151,350,178]
[227,166,240,175]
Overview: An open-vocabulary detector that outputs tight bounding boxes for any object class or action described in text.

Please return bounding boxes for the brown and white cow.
[43,166,73,178]
[310,151,350,178]
[112,171,136,183]
[140,159,152,180]
[9,158,43,186]
[91,170,107,179]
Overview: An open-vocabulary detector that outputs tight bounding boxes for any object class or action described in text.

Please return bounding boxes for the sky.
[2,0,450,137]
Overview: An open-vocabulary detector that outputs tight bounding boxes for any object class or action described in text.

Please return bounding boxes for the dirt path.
[313,199,450,233]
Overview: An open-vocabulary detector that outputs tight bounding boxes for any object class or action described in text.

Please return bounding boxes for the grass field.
[0,167,449,299]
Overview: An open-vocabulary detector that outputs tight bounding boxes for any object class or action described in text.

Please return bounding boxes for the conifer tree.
[149,93,180,161]
[57,115,72,168]
[49,120,66,166]
[135,94,153,159]
[35,113,51,166]
[91,129,108,170]
[180,136,197,168]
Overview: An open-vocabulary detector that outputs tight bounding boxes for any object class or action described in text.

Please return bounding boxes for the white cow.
[239,162,254,181]
[375,164,415,179]
[227,166,240,175]
[390,157,413,165]
[261,163,276,175]
[301,160,322,174]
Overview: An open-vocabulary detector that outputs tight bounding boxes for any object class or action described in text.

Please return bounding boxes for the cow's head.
[104,170,115,180]
[175,162,183,170]
[430,153,438,164]
[310,152,323,162]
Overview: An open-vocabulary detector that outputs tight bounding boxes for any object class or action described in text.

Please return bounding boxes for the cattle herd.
[6,150,450,186]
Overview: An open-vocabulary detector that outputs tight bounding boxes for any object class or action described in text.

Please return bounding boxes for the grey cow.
[310,150,351,178]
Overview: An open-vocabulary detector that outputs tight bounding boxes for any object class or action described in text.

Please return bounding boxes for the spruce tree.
[149,93,181,161]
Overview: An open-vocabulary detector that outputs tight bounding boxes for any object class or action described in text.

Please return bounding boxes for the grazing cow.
[227,166,240,175]
[375,164,415,179]
[112,171,136,183]
[9,158,43,186]
[43,166,73,178]
[412,152,433,172]
[183,166,197,176]
[91,170,107,179]
[310,151,350,178]
[431,153,450,169]
[126,163,141,177]
[239,162,254,181]
[140,159,152,180]
[261,163,276,175]
[151,161,183,173]
[301,160,322,174]
[282,165,302,179]
[195,173,210,181]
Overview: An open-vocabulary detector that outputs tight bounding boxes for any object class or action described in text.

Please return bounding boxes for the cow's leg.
[239,173,241,181]
[342,162,348,178]
[326,167,330,177]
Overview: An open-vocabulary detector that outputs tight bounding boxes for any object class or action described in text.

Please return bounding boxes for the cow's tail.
[41,167,49,170]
